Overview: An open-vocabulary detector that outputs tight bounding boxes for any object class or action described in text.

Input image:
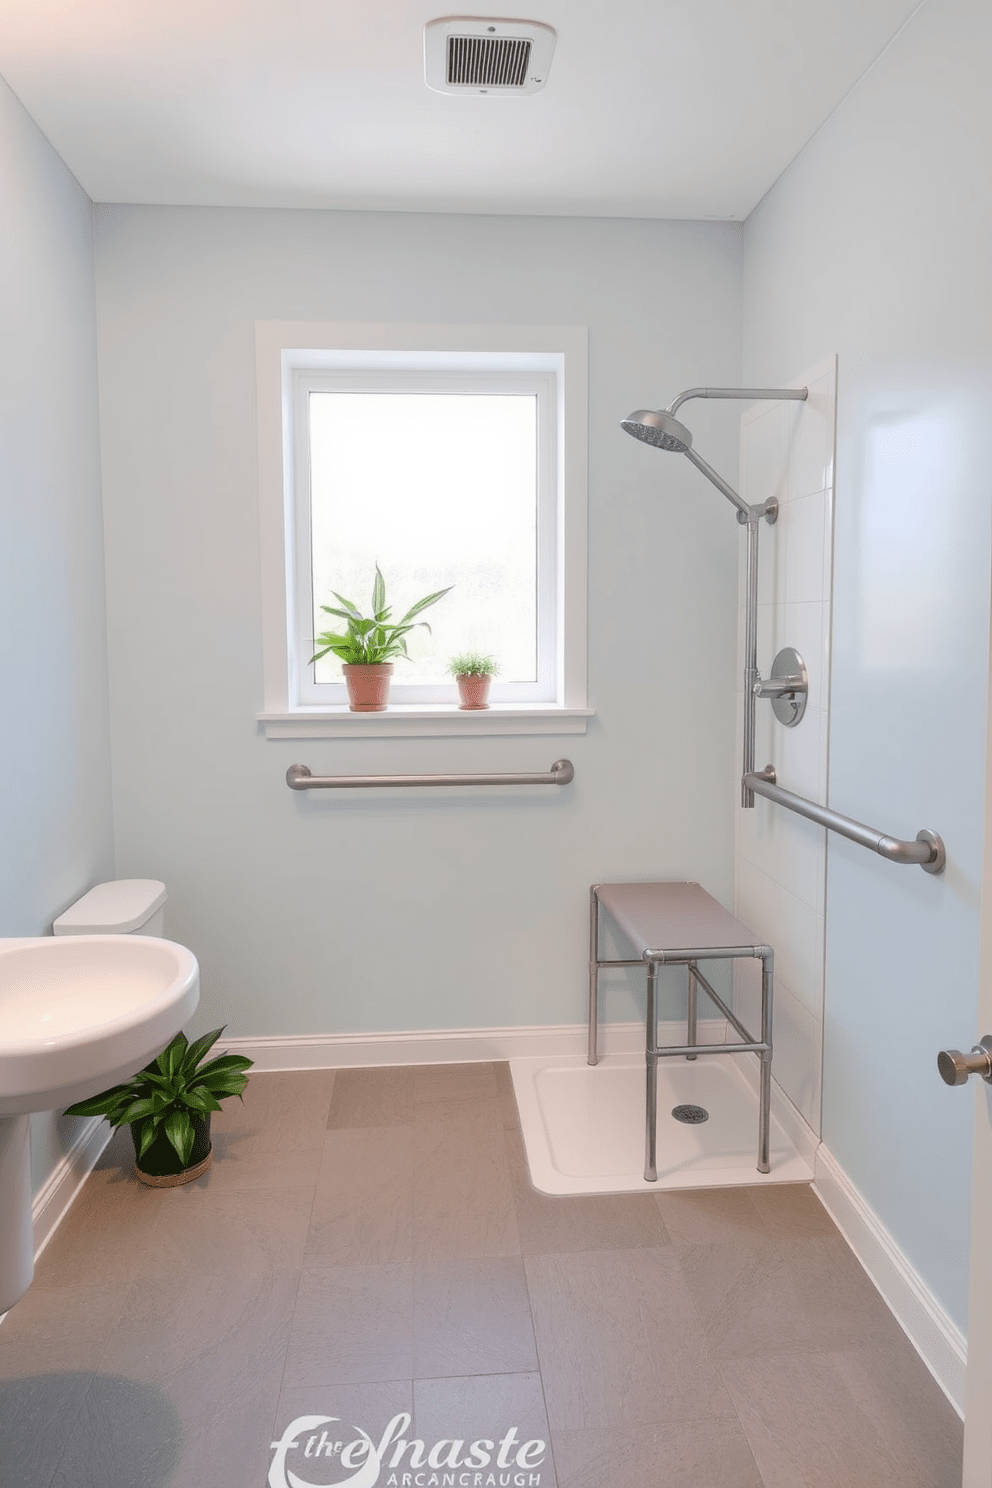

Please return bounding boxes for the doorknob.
[937,1035,992,1086]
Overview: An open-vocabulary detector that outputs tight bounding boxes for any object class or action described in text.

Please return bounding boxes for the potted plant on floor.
[64,1026,253,1188]
[448,652,499,709]
[311,565,453,711]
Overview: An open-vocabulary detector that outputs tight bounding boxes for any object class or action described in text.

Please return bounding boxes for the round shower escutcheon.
[756,646,809,728]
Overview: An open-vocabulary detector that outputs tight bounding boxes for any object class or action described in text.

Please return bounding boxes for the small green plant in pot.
[448,652,499,710]
[64,1027,252,1188]
[312,565,453,711]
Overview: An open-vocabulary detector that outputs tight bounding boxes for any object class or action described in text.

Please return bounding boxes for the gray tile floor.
[0,1064,964,1487]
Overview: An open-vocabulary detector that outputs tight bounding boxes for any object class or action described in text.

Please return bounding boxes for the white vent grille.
[447,35,532,88]
[425,17,556,95]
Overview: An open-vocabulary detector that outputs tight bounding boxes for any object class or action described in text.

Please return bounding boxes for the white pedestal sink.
[0,935,199,1312]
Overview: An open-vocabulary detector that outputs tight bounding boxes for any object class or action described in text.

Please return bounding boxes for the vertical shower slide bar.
[686,961,698,1060]
[620,385,807,808]
[742,511,760,808]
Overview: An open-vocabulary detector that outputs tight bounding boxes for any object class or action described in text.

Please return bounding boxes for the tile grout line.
[43,1173,174,1488]
[267,1071,339,1451]
[659,1187,778,1483]
[501,1117,564,1488]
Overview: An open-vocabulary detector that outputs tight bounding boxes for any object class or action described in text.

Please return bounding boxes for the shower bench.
[587,881,774,1181]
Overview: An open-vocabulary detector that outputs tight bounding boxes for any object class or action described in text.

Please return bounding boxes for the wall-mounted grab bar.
[286,760,575,790]
[743,767,945,874]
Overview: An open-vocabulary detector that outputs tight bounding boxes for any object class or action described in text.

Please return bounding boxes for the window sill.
[258,705,594,739]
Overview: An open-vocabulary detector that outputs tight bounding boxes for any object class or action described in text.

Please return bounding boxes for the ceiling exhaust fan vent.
[449,35,530,88]
[425,17,556,95]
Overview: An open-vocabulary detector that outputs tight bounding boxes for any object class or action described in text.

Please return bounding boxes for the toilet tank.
[53,879,168,937]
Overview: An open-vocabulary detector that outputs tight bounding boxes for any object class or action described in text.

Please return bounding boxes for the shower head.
[621,403,753,519]
[620,409,694,453]
[622,387,808,521]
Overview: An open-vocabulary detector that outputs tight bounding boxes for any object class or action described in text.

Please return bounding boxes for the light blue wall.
[743,0,992,1331]
[0,76,115,1191]
[93,206,744,1041]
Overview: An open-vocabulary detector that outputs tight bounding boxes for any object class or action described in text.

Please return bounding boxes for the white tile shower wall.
[734,359,837,1135]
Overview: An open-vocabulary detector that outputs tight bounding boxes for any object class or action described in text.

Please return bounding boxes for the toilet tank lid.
[53,879,168,934]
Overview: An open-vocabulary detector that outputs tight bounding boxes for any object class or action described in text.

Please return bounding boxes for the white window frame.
[295,367,556,707]
[256,321,590,738]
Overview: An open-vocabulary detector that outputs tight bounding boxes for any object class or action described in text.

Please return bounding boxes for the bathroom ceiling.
[0,0,924,218]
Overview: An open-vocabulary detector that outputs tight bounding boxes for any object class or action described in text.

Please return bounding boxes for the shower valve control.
[937,1036,992,1087]
[753,647,808,728]
[753,675,805,698]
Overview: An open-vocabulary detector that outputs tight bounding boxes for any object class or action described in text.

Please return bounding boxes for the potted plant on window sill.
[448,652,499,710]
[312,565,453,711]
[64,1026,253,1188]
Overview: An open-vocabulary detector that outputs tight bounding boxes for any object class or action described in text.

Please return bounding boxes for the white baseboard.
[222,1017,732,1071]
[31,1115,112,1261]
[814,1142,967,1417]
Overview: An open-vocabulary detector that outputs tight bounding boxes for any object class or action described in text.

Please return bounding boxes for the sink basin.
[0,934,200,1116]
[0,933,199,1313]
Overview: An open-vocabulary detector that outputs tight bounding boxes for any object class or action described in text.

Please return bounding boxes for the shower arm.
[670,388,807,525]
[667,386,807,416]
[663,386,809,806]
[682,446,753,520]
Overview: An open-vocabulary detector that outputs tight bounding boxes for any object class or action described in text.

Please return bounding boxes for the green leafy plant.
[447,652,499,677]
[312,565,453,666]
[64,1027,252,1169]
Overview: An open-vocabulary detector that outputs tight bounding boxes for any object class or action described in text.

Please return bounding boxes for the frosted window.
[308,392,538,686]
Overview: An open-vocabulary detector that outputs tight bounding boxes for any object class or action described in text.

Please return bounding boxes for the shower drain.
[672,1103,709,1124]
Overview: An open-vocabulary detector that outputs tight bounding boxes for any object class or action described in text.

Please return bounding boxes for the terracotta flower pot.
[456,673,492,710]
[342,662,393,711]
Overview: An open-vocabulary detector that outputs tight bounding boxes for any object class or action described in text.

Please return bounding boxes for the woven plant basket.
[132,1114,213,1188]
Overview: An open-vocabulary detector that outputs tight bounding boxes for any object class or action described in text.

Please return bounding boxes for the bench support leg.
[644,960,659,1181]
[686,961,698,1060]
[758,950,774,1174]
[587,886,600,1066]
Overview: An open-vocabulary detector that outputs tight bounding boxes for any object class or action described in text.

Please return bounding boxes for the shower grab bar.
[743,766,945,874]
[286,759,574,790]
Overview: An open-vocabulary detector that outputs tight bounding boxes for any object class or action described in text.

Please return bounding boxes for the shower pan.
[510,1051,815,1194]
[622,386,808,805]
